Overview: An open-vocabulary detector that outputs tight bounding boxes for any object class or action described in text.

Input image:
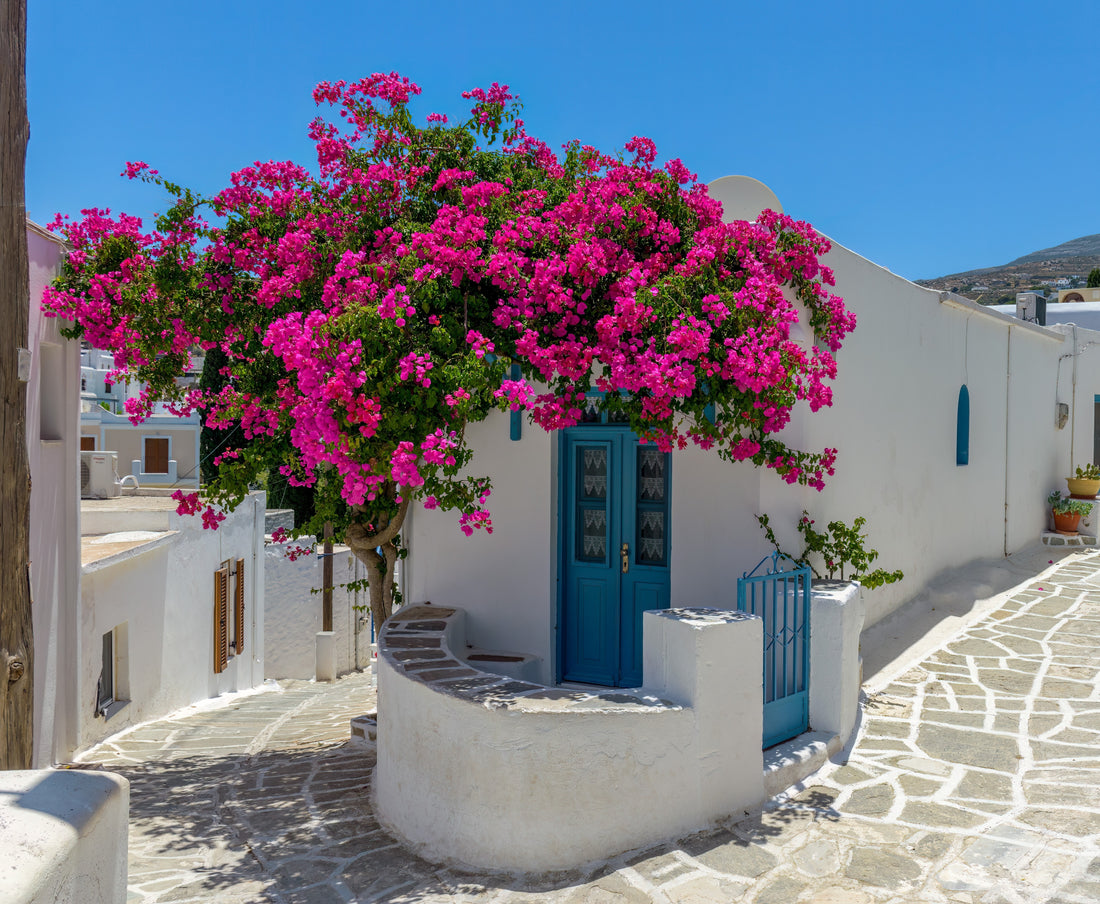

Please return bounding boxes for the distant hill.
[916,234,1100,305]
[1009,234,1100,265]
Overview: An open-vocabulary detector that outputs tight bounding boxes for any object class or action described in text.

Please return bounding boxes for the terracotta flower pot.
[1066,477,1100,499]
[1053,509,1083,535]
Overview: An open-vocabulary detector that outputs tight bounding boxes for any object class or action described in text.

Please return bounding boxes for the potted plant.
[1067,463,1100,499]
[1049,490,1093,535]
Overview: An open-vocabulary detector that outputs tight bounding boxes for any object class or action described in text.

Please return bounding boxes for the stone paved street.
[84,550,1100,903]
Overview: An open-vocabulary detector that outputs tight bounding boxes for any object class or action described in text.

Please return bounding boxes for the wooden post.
[322,521,333,632]
[0,0,33,770]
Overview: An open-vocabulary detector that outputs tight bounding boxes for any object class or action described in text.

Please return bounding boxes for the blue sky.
[26,0,1100,281]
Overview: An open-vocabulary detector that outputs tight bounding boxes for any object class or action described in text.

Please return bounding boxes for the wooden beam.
[0,0,33,770]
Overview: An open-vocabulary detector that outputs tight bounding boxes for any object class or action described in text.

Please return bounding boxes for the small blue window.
[956,385,969,466]
[509,364,522,441]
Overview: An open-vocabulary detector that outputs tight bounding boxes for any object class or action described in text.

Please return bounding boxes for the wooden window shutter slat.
[233,558,245,655]
[213,565,229,673]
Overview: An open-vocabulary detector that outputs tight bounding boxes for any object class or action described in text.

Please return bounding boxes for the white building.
[374,177,1100,869]
[79,347,201,490]
[26,220,82,766]
[26,220,265,764]
[404,178,1100,689]
[78,492,266,752]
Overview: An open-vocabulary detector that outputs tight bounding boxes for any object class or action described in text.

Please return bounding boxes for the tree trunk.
[0,0,33,770]
[344,497,410,632]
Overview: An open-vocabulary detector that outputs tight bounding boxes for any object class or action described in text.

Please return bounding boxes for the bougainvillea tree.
[44,73,855,628]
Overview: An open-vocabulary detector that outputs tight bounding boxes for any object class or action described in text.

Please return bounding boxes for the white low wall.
[0,769,128,904]
[264,542,369,679]
[374,605,764,871]
[77,493,266,754]
[809,580,865,744]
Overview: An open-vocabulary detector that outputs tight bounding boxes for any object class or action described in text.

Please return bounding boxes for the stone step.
[350,713,376,744]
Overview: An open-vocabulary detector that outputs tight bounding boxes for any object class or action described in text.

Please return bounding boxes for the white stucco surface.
[808,581,864,743]
[800,245,1100,629]
[75,493,266,753]
[0,768,128,904]
[406,415,557,683]
[263,542,369,679]
[27,224,82,768]
[375,605,764,871]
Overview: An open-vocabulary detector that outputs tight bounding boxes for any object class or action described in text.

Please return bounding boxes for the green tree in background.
[1087,268,1100,288]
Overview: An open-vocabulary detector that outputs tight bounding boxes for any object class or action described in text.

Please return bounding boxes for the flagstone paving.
[84,551,1100,903]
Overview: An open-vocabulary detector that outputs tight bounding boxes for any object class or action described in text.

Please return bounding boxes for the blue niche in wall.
[956,385,970,466]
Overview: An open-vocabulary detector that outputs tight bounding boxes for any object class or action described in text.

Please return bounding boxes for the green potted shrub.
[1067,463,1100,499]
[1049,490,1093,535]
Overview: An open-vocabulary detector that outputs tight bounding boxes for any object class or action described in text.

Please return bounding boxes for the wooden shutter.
[80,435,96,451]
[233,558,245,655]
[213,565,229,673]
[145,437,169,474]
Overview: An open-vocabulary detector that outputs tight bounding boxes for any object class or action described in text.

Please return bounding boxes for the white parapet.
[0,769,129,904]
[315,630,337,682]
[809,580,866,745]
[373,604,764,871]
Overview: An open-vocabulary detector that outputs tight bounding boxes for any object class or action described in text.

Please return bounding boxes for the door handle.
[621,542,629,574]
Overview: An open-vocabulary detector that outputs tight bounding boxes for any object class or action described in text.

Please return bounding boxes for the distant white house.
[79,346,201,490]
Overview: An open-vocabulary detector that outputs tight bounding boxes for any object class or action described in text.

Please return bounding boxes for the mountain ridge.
[916,233,1100,304]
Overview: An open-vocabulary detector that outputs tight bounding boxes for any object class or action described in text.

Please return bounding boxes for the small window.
[956,385,970,466]
[80,436,96,452]
[96,631,114,714]
[96,624,129,719]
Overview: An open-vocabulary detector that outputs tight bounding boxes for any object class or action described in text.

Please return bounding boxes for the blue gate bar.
[737,552,811,748]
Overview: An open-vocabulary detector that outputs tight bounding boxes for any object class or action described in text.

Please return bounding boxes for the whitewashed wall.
[795,242,1100,627]
[27,224,82,767]
[76,493,266,753]
[264,542,369,679]
[406,415,557,683]
[406,219,1100,678]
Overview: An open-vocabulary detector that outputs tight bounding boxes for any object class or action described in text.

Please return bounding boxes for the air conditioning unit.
[80,451,120,499]
[1016,292,1047,326]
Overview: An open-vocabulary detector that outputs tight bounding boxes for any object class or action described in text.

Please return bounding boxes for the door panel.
[561,428,670,687]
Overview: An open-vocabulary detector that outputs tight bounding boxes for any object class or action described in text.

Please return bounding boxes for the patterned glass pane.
[582,448,607,500]
[580,397,602,423]
[637,511,665,564]
[580,508,608,560]
[638,448,666,502]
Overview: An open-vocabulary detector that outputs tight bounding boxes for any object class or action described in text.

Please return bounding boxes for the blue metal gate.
[737,553,811,748]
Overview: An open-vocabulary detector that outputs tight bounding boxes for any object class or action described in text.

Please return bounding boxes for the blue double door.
[561,427,671,687]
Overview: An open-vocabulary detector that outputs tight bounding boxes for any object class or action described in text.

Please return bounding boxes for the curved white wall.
[374,605,764,871]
